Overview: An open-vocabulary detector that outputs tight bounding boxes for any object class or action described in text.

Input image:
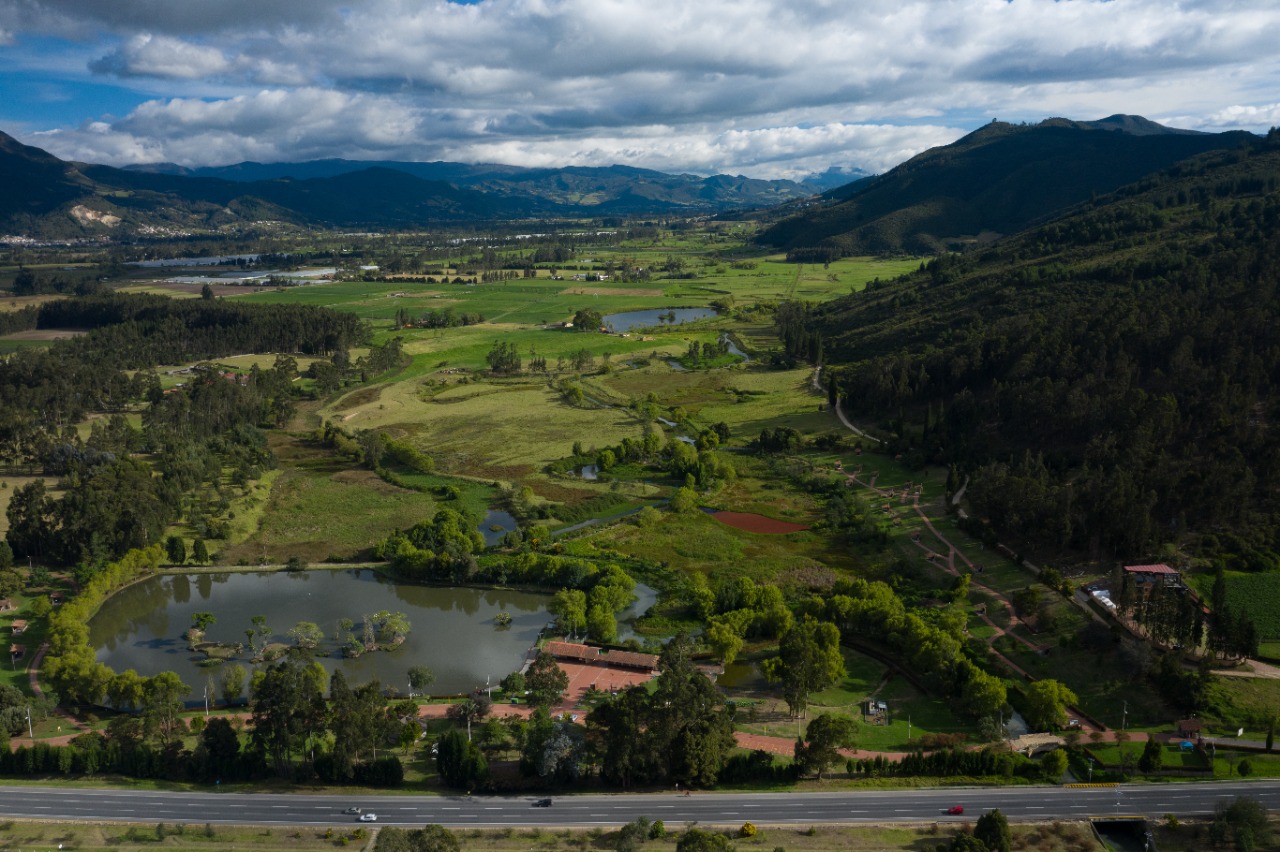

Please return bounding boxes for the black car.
[533,798,552,807]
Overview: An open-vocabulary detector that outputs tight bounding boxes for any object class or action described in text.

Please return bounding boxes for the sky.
[2,0,1279,181]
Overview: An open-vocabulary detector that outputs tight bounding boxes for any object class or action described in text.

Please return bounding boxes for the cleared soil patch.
[712,510,810,534]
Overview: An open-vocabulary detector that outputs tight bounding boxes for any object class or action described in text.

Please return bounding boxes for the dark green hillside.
[802,132,1280,561]
[0,132,95,225]
[760,117,1253,258]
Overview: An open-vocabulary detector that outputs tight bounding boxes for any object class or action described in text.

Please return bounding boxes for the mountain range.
[0,130,831,238]
[758,115,1255,258]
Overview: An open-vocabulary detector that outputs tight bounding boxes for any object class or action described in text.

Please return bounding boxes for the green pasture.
[592,504,850,585]
[1202,675,1280,732]
[1188,569,1280,639]
[218,435,432,563]
[229,252,921,328]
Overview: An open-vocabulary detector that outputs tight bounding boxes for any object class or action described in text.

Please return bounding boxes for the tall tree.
[795,713,858,780]
[974,808,1012,852]
[250,655,326,776]
[763,616,846,718]
[525,651,569,709]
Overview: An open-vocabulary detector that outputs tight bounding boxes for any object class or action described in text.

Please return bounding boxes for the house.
[10,619,27,635]
[1123,563,1184,593]
[864,699,888,723]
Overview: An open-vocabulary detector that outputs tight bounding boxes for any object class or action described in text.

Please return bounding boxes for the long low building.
[544,641,659,672]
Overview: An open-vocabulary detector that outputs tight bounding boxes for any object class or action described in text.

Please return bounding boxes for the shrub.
[740,822,757,837]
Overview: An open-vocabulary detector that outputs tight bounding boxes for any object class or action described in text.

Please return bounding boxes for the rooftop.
[1123,563,1179,575]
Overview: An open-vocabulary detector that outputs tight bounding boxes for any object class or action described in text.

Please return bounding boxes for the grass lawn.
[0,821,372,851]
[1203,676,1280,734]
[0,819,1103,851]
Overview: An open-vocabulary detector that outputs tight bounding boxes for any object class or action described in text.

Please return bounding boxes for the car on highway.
[359,813,378,822]
[533,798,552,807]
[947,805,964,815]
[343,807,362,814]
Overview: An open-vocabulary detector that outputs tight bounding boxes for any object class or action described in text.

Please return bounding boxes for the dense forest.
[788,130,1280,564]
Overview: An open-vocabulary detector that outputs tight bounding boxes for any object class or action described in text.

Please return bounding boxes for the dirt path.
[839,466,1103,730]
[20,641,86,742]
[1211,658,1280,679]
[735,731,908,762]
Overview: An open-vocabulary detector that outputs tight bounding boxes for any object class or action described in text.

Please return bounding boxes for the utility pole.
[26,705,33,740]
[203,684,209,717]
[1122,700,1128,731]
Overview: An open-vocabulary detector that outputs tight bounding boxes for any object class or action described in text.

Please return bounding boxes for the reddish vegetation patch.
[712,511,809,534]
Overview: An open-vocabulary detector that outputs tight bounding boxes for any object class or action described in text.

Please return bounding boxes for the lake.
[603,307,718,332]
[90,570,655,697]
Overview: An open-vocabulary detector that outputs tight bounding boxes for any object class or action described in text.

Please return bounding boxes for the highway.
[2,781,1279,828]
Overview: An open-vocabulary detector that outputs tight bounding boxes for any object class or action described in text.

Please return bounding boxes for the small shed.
[1177,719,1203,737]
[10,619,27,635]
[0,599,13,612]
[9,643,25,660]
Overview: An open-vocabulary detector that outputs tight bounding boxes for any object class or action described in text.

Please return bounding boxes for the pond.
[479,509,518,546]
[603,307,718,332]
[90,570,659,696]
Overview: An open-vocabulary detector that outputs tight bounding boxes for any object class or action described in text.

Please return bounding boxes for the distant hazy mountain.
[758,115,1253,258]
[0,132,817,237]
[799,166,875,193]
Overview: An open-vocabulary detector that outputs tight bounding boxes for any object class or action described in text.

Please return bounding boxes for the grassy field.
[219,433,433,563]
[1187,569,1280,640]
[0,818,1106,851]
[0,474,60,538]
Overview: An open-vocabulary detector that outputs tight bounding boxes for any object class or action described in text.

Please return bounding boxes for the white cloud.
[90,34,231,79]
[8,0,1280,175]
[1183,103,1280,132]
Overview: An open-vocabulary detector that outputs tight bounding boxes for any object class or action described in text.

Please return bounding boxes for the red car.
[947,805,965,815]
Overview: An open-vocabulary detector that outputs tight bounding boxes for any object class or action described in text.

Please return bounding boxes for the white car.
[359,813,378,822]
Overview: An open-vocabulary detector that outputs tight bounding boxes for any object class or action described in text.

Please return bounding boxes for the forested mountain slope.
[759,116,1253,258]
[798,132,1280,564]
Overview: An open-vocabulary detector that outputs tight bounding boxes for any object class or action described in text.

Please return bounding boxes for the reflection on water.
[604,307,717,332]
[91,570,661,696]
[479,509,518,546]
[91,570,552,695]
[717,661,763,689]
